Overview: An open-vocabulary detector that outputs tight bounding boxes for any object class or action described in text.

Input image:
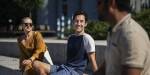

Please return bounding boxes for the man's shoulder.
[83,33,94,40]
[119,18,149,43]
[120,18,142,34]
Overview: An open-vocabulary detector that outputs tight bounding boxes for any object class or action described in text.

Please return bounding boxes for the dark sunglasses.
[23,23,32,27]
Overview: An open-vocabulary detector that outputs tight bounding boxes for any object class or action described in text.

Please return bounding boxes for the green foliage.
[64,27,74,37]
[0,0,25,25]
[133,9,150,37]
[85,21,109,40]
[14,0,44,10]
[14,0,44,17]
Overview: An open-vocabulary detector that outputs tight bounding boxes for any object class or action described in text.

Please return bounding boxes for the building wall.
[82,0,98,20]
[37,0,57,31]
[37,0,98,31]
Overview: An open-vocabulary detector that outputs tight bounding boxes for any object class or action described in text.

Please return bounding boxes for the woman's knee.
[32,60,48,74]
[32,60,41,69]
[39,69,47,75]
[32,60,46,73]
[32,61,48,72]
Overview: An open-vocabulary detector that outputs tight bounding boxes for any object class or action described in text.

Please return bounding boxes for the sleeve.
[119,31,147,68]
[83,34,95,53]
[30,31,46,61]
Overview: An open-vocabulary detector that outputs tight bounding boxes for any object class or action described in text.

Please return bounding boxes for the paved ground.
[0,55,21,75]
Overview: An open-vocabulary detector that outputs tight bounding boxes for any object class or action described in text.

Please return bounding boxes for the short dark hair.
[116,0,131,12]
[73,10,88,22]
[104,0,131,12]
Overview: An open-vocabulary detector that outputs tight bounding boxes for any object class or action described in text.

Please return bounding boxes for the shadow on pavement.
[0,65,21,75]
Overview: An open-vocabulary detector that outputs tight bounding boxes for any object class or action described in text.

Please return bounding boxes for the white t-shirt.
[83,33,95,53]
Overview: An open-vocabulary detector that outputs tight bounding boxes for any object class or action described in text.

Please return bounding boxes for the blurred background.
[0,0,149,75]
[0,0,149,40]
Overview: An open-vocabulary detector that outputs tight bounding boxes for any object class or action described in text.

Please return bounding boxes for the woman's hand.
[22,59,32,66]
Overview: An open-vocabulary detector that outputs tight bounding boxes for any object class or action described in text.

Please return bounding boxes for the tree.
[0,0,25,31]
[14,0,44,17]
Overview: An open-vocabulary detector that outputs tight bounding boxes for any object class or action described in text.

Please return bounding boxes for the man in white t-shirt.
[31,10,98,75]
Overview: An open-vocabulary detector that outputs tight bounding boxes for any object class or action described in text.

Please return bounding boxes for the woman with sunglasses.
[17,17,49,75]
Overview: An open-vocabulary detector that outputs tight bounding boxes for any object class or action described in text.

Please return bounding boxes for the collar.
[112,14,131,32]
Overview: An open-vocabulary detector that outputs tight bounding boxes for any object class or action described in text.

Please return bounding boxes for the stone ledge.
[0,39,106,65]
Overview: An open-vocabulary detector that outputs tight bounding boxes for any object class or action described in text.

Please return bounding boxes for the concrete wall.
[0,41,106,65]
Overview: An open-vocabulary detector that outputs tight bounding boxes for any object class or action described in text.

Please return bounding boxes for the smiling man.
[32,10,98,75]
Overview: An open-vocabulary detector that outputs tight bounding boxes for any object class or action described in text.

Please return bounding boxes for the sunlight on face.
[73,15,87,34]
[22,18,33,32]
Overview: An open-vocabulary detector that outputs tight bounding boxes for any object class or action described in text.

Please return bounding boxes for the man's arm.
[122,66,142,75]
[87,52,98,72]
